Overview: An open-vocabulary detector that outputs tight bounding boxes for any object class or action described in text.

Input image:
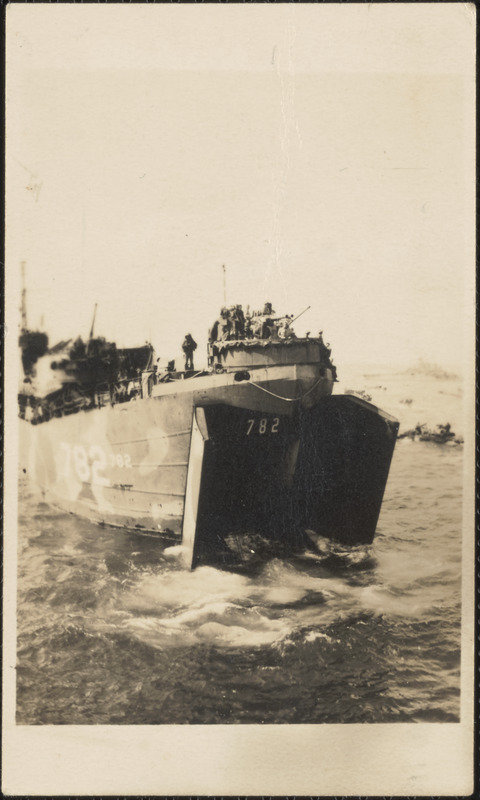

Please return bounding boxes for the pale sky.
[6,4,475,371]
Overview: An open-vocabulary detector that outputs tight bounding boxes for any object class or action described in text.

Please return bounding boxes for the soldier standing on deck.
[218,308,231,341]
[263,301,275,316]
[182,333,197,370]
[236,305,245,338]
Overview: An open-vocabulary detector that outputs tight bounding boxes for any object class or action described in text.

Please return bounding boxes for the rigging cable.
[246,376,324,403]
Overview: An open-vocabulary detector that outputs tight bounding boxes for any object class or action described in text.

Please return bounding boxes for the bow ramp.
[182,396,398,569]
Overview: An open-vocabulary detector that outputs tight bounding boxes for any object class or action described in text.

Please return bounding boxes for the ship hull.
[19,364,398,567]
[19,364,332,537]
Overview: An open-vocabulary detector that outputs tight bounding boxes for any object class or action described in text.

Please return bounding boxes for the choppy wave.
[16,372,463,724]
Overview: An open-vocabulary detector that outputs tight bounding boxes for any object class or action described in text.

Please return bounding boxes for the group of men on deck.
[208,302,295,346]
[209,304,247,342]
[182,302,300,371]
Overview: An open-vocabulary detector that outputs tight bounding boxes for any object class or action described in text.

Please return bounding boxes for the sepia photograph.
[3,2,475,796]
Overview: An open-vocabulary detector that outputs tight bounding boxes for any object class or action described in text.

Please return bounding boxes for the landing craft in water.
[18,296,399,569]
[398,422,462,445]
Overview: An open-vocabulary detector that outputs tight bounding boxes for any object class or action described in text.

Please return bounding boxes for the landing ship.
[18,296,398,569]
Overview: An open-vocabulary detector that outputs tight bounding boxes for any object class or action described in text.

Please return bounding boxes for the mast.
[89,303,98,340]
[222,264,227,305]
[20,261,27,331]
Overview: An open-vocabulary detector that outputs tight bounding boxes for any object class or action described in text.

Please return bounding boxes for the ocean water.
[16,370,464,724]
